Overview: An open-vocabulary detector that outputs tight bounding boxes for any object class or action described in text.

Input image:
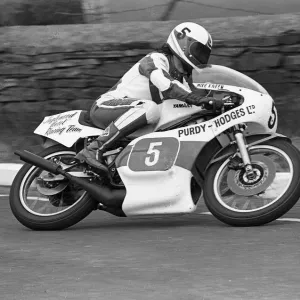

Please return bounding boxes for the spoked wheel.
[204,139,300,226]
[10,145,96,230]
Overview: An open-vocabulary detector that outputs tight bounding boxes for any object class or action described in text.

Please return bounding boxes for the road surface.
[1,186,300,300]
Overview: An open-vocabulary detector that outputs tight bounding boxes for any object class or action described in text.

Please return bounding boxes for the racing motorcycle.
[9,64,300,230]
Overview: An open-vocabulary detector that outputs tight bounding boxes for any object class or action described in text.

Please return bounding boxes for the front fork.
[233,124,255,178]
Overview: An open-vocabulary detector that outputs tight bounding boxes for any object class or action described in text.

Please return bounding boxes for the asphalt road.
[1,185,300,300]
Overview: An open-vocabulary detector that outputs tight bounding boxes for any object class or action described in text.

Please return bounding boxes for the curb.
[0,164,23,186]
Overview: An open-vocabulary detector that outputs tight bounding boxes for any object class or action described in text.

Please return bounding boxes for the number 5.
[145,142,162,166]
[177,27,191,39]
[268,102,277,129]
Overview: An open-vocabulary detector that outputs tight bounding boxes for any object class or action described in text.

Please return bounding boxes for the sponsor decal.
[45,127,66,136]
[45,124,82,136]
[173,103,193,108]
[42,112,78,125]
[195,83,224,90]
[178,124,206,137]
[214,105,255,128]
[47,119,69,128]
[66,125,82,133]
[246,105,256,115]
[42,112,82,136]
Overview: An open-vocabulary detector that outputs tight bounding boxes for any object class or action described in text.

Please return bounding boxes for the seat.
[78,110,99,128]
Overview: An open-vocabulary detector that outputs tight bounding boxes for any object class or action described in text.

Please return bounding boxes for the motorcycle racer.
[76,22,223,172]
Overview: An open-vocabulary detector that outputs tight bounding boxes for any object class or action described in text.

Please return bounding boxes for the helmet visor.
[188,41,211,66]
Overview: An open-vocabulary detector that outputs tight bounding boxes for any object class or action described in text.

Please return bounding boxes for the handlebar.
[202,94,242,111]
[222,94,242,107]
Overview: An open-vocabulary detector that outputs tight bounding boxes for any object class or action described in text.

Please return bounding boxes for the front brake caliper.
[228,154,243,170]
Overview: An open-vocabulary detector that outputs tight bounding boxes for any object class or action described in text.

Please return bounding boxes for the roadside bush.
[0,0,84,26]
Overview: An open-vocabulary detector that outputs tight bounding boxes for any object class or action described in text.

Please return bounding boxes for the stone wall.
[0,13,300,162]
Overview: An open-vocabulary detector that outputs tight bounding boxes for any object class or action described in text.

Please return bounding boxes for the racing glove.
[161,82,223,112]
[185,93,224,112]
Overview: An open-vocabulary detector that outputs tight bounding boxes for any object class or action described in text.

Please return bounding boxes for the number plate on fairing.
[128,137,179,172]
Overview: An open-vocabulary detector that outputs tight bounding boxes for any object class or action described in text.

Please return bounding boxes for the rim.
[19,150,87,217]
[213,145,294,213]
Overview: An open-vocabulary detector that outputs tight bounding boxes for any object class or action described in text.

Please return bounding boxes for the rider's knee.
[142,100,160,124]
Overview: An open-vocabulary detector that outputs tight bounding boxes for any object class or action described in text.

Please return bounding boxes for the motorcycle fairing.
[116,89,277,216]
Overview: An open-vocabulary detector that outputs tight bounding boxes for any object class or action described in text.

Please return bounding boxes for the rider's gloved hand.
[185,93,224,112]
[201,96,224,112]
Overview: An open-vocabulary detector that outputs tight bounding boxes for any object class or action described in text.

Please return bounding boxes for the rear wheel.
[204,139,300,226]
[10,145,97,230]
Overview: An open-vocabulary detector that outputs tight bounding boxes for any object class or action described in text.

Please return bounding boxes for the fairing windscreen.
[192,64,269,94]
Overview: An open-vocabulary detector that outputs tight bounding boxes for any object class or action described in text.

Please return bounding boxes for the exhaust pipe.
[15,150,126,209]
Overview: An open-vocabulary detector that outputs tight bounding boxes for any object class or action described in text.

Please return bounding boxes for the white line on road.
[276,218,300,223]
[198,212,300,223]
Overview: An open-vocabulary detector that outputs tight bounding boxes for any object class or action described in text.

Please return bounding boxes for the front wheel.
[10,145,97,230]
[204,139,300,226]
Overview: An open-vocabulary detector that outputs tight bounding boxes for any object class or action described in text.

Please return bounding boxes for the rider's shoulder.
[148,51,168,60]
[144,51,170,68]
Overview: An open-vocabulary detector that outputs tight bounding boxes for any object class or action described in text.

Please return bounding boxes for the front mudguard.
[205,133,291,172]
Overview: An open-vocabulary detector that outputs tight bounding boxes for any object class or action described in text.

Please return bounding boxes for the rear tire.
[10,145,97,230]
[204,139,300,226]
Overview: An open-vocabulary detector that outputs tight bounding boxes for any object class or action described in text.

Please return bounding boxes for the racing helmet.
[166,22,213,74]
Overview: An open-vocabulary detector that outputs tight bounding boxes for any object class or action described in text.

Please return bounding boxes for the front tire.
[10,145,96,230]
[204,139,300,226]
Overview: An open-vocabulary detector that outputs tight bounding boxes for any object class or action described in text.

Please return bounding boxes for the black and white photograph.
[1,1,300,299]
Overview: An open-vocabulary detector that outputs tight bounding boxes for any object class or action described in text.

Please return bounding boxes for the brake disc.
[36,172,68,196]
[227,154,276,197]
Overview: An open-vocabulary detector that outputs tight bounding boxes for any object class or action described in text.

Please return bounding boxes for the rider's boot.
[75,114,148,172]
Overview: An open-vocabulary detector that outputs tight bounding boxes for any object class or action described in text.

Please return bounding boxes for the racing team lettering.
[42,112,78,125]
[195,83,224,90]
[45,124,82,136]
[178,124,206,137]
[214,105,255,128]
[45,127,66,136]
[42,112,83,136]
